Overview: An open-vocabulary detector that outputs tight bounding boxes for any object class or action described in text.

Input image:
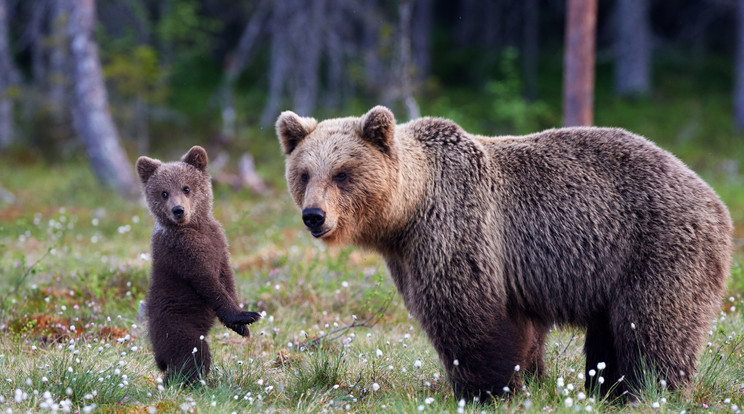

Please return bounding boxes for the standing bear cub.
[276,106,733,400]
[136,146,261,384]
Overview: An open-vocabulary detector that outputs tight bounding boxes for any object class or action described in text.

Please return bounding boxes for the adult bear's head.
[276,106,400,247]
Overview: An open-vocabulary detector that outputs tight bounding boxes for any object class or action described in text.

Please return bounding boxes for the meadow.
[2,62,744,412]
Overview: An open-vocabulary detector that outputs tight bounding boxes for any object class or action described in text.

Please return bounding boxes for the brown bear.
[276,106,733,401]
[136,146,261,384]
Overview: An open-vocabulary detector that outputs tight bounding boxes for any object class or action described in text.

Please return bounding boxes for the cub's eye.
[300,173,309,183]
[161,191,169,199]
[183,186,190,194]
[333,172,347,182]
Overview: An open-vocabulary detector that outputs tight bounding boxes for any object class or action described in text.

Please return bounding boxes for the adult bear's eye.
[183,186,190,194]
[162,191,169,199]
[333,172,347,182]
[300,173,309,183]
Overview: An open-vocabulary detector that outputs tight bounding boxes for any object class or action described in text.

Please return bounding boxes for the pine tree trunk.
[0,0,18,148]
[523,0,539,102]
[66,0,139,197]
[563,0,597,127]
[614,0,651,97]
[735,0,744,131]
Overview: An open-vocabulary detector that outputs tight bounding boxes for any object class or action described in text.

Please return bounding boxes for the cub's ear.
[360,105,395,154]
[276,111,317,155]
[136,156,162,183]
[182,146,208,171]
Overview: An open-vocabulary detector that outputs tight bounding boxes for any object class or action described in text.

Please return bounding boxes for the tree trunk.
[66,0,139,197]
[48,0,69,123]
[523,0,539,101]
[398,0,420,120]
[0,0,19,148]
[563,0,597,127]
[735,0,744,131]
[614,0,651,97]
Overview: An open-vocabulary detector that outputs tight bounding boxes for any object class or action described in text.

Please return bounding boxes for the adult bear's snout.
[302,207,326,230]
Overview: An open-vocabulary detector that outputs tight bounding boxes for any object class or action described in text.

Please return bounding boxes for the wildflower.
[514,364,520,371]
[557,377,565,387]
[414,359,422,368]
[199,335,204,341]
[372,383,380,392]
[376,349,383,357]
[192,347,197,354]
[425,397,434,405]
[651,401,660,408]
[418,405,425,411]
[453,359,459,366]
[588,369,596,377]
[597,362,606,370]
[565,397,574,408]
[630,323,636,330]
[577,392,586,400]
[598,377,605,384]
[502,386,510,393]
[585,406,592,412]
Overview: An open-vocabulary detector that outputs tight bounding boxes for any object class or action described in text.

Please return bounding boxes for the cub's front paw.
[237,311,262,325]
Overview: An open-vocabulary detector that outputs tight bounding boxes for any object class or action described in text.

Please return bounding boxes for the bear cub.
[136,146,261,384]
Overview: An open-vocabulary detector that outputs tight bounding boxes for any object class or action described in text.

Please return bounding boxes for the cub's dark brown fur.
[136,146,261,384]
[276,106,733,401]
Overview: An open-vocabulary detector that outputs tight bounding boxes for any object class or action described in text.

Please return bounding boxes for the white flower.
[588,369,596,377]
[418,405,424,412]
[414,359,422,368]
[597,362,606,370]
[514,364,520,371]
[376,349,383,357]
[557,377,565,387]
[372,383,380,392]
[584,405,592,412]
[651,401,660,409]
[502,386,510,393]
[199,335,204,341]
[630,322,636,330]
[453,359,459,366]
[192,347,197,354]
[425,397,434,405]
[565,397,574,408]
[577,392,586,400]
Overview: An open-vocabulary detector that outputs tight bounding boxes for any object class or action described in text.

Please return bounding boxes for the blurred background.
[0,0,742,242]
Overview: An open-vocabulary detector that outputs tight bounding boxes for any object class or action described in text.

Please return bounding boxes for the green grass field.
[0,148,742,413]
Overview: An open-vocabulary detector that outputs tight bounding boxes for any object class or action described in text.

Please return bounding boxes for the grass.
[0,153,742,413]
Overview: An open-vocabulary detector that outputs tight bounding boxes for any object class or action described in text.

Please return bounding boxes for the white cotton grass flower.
[372,383,380,392]
[514,364,520,371]
[414,359,422,368]
[376,349,383,357]
[453,359,459,366]
[630,322,636,330]
[565,397,574,408]
[651,401,660,409]
[597,362,606,370]
[588,369,596,377]
[557,377,565,387]
[425,397,434,405]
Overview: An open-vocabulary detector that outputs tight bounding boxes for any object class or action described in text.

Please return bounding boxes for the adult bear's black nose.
[172,205,185,218]
[302,208,325,229]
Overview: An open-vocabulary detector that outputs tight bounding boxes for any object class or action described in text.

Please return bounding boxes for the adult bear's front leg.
[428,313,537,402]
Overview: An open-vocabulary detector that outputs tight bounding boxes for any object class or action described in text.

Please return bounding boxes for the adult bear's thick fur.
[276,106,733,400]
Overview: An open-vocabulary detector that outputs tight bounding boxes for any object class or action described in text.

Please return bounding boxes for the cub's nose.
[172,206,185,219]
[302,208,326,229]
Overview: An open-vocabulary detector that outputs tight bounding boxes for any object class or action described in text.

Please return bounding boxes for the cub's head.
[136,146,212,228]
[276,106,398,246]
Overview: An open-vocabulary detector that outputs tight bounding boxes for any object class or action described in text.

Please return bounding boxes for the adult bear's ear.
[182,146,208,171]
[360,105,395,154]
[276,111,317,155]
[136,156,162,183]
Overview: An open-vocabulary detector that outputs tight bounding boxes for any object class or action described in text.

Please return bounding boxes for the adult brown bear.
[276,106,732,401]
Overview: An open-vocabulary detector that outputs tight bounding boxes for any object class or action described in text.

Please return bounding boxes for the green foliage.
[104,46,168,104]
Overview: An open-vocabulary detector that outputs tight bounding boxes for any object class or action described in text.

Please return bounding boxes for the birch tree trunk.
[66,0,139,197]
[563,0,597,127]
[735,0,744,131]
[614,0,651,97]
